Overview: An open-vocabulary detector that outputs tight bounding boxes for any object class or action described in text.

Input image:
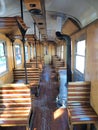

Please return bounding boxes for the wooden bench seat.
[13,68,41,96]
[13,68,41,84]
[52,56,65,72]
[67,81,98,130]
[26,62,43,71]
[29,58,44,68]
[0,83,31,128]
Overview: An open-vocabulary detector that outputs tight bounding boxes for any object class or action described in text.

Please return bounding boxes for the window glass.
[75,40,86,73]
[76,56,85,73]
[61,45,64,59]
[34,45,36,57]
[15,44,22,65]
[77,40,85,56]
[57,46,60,57]
[0,43,4,56]
[30,46,33,58]
[25,45,28,61]
[0,42,8,74]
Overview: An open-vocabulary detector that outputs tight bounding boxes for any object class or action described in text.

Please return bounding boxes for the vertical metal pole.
[66,37,72,82]
[20,0,28,84]
[20,0,23,20]
[34,22,38,68]
[55,32,72,82]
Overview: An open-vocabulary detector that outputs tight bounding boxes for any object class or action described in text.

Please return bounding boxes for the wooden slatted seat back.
[52,56,65,69]
[13,68,41,83]
[26,62,43,71]
[67,81,91,106]
[67,81,98,130]
[30,58,44,66]
[0,83,31,126]
[26,62,33,68]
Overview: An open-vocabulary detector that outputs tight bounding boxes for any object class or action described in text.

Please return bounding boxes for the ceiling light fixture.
[38,22,43,25]
[29,9,41,15]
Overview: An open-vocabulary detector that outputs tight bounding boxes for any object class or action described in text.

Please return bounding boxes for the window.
[34,45,36,58]
[44,45,48,55]
[30,45,33,58]
[75,40,86,73]
[25,45,28,61]
[15,44,22,65]
[57,46,60,57]
[61,45,64,59]
[0,41,8,74]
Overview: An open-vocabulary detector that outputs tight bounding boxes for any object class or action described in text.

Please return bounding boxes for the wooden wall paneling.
[62,19,80,36]
[71,20,98,129]
[86,21,98,81]
[36,41,40,57]
[91,81,98,129]
[0,34,13,84]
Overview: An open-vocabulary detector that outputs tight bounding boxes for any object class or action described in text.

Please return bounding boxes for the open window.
[15,44,22,65]
[0,41,8,75]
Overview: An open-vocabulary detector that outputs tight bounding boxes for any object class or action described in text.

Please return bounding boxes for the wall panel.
[71,20,98,129]
[0,33,13,84]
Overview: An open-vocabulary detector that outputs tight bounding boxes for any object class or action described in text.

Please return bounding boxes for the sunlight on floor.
[53,108,65,120]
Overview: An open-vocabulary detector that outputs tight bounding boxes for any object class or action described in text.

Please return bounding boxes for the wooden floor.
[32,65,69,130]
[0,65,88,130]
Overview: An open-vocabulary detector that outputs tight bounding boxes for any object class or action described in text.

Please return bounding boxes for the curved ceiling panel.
[45,0,98,27]
[0,0,98,42]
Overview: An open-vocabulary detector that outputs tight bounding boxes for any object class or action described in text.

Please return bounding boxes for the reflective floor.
[0,65,87,130]
[32,65,69,130]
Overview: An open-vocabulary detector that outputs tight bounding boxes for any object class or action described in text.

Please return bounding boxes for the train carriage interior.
[0,0,98,130]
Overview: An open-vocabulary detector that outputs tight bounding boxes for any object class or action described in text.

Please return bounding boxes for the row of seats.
[52,55,98,129]
[13,67,41,98]
[30,57,44,69]
[52,55,66,73]
[13,57,44,96]
[0,57,44,129]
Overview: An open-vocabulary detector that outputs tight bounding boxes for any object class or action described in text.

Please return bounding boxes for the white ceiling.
[0,0,98,41]
[45,0,98,26]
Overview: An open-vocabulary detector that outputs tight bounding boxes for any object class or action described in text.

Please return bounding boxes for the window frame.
[15,44,22,65]
[44,45,48,55]
[57,46,60,57]
[61,45,64,59]
[0,41,8,76]
[75,38,86,74]
[30,45,33,58]
[25,45,28,61]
